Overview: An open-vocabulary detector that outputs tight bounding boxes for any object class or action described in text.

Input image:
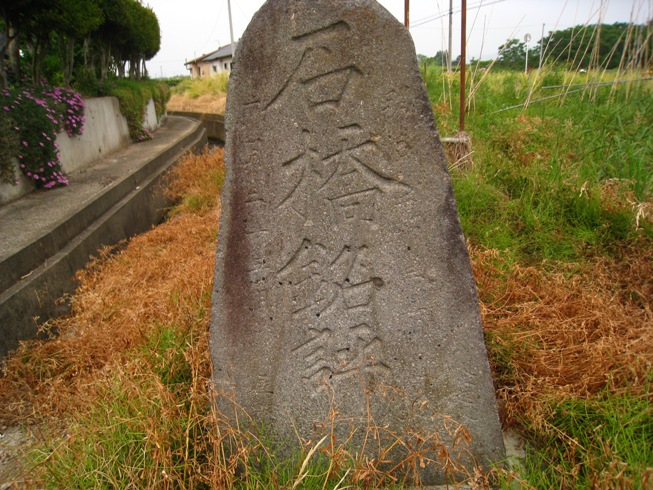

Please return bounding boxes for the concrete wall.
[0,160,34,204]
[142,99,159,131]
[167,111,225,142]
[0,97,162,205]
[58,97,130,173]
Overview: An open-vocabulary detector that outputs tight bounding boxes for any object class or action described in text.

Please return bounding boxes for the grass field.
[0,67,651,488]
[166,74,228,114]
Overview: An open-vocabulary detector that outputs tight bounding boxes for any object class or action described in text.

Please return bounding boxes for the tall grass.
[166,74,229,114]
[173,73,229,98]
[441,65,653,488]
[522,386,653,488]
[425,65,652,264]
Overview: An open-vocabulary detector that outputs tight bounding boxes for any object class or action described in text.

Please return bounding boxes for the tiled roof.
[186,42,237,65]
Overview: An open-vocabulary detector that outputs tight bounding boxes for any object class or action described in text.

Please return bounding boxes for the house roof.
[185,42,237,65]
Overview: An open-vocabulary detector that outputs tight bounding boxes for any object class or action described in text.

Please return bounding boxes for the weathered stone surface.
[211,0,504,483]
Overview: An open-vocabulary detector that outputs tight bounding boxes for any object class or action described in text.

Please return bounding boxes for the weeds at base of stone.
[210,385,507,488]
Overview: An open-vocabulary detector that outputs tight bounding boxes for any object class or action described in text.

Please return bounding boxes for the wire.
[541,77,653,89]
[410,0,506,29]
[482,77,653,115]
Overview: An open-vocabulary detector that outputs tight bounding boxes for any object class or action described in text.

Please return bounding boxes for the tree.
[1,0,45,85]
[417,51,449,68]
[21,0,105,85]
[126,2,160,79]
[107,0,160,80]
[52,0,104,85]
[94,0,131,81]
[434,50,449,67]
[541,23,652,70]
[495,38,540,70]
[1,0,161,87]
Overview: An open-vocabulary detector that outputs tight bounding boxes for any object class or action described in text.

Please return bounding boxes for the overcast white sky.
[147,0,652,77]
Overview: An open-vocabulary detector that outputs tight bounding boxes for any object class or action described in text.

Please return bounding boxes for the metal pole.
[447,0,453,72]
[405,0,410,28]
[539,23,545,70]
[525,44,529,73]
[459,0,467,132]
[227,0,235,65]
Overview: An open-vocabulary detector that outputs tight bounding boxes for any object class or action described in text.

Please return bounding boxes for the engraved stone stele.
[210,0,505,484]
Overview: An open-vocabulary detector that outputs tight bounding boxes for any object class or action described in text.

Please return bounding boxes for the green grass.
[424,65,653,263]
[431,65,653,489]
[522,386,653,489]
[27,324,201,488]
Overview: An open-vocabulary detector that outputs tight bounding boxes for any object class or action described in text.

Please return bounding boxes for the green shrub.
[0,109,19,185]
[105,79,171,142]
[72,67,100,97]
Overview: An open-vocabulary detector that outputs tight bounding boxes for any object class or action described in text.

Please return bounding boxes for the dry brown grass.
[443,131,474,172]
[166,93,226,114]
[0,209,218,422]
[472,243,653,430]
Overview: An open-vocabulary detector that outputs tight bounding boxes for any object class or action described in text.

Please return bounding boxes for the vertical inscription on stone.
[212,0,504,484]
[268,20,412,390]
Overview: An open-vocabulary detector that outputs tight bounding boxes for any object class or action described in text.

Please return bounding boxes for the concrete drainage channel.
[0,116,207,360]
[167,111,225,142]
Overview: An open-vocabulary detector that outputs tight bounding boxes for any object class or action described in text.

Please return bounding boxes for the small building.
[185,42,237,79]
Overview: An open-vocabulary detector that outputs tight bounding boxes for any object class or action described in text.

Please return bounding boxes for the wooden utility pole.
[404,0,409,28]
[459,0,467,132]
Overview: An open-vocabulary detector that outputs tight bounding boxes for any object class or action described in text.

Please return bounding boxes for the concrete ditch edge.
[0,118,207,359]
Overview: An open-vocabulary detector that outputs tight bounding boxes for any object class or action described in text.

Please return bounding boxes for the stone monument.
[211,0,505,483]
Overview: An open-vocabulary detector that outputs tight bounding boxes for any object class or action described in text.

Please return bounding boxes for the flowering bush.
[134,127,153,142]
[0,84,86,189]
[44,87,86,137]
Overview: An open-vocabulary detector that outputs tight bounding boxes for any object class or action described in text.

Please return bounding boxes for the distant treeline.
[0,0,161,90]
[420,22,653,71]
